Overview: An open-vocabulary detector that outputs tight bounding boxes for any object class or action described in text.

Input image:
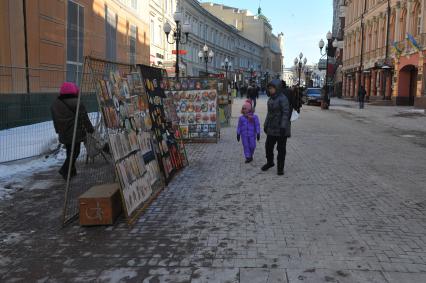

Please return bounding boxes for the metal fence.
[0,65,98,163]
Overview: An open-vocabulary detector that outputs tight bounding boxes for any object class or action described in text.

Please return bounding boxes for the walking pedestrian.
[237,101,260,163]
[261,79,291,176]
[51,82,94,180]
[247,81,259,109]
[358,85,366,109]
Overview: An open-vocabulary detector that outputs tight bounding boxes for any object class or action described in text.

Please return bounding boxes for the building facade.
[1,0,150,94]
[201,3,284,81]
[149,0,177,71]
[175,0,263,84]
[342,0,426,108]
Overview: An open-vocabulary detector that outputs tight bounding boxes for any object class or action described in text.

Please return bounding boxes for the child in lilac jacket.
[237,101,260,163]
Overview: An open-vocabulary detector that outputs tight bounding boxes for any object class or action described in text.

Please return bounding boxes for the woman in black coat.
[51,82,94,179]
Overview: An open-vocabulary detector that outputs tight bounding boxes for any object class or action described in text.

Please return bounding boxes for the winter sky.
[201,0,334,67]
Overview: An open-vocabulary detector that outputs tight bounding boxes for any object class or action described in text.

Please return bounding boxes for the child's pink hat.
[242,101,252,111]
[60,82,79,96]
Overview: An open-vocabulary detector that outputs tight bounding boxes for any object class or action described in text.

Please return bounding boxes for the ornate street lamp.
[319,31,338,109]
[294,53,307,87]
[163,11,191,79]
[221,57,232,79]
[198,44,214,75]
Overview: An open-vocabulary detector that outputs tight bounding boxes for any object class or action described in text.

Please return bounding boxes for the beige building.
[201,3,284,80]
[149,0,178,71]
[342,0,426,108]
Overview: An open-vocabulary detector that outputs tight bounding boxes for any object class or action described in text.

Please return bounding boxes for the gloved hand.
[257,134,260,141]
[237,134,240,142]
[280,128,286,136]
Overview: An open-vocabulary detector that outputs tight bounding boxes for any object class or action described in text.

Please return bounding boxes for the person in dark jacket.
[262,79,291,175]
[282,81,301,120]
[358,85,366,109]
[247,82,259,109]
[51,82,94,180]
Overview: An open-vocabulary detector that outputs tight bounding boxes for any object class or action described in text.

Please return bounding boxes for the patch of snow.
[97,268,138,283]
[0,151,65,200]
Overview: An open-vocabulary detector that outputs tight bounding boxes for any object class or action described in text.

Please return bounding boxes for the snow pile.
[0,113,99,163]
[0,121,59,163]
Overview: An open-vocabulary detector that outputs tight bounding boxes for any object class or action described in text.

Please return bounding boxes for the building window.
[129,24,137,64]
[131,0,137,10]
[150,20,154,45]
[66,0,84,84]
[157,24,162,46]
[105,6,117,61]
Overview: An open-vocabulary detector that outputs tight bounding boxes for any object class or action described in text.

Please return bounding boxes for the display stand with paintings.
[96,65,164,224]
[165,77,220,143]
[138,65,188,184]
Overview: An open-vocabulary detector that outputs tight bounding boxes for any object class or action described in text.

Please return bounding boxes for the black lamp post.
[198,44,214,75]
[294,52,307,87]
[221,57,232,79]
[319,31,338,109]
[163,12,191,80]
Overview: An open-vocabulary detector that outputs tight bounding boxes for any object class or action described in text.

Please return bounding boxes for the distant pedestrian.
[51,82,94,180]
[247,82,259,109]
[262,79,291,176]
[358,85,366,109]
[237,101,260,163]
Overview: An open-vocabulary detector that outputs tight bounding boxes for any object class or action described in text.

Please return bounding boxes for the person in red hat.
[51,82,94,180]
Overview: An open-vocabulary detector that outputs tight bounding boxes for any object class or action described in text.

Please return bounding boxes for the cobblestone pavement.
[1,98,426,282]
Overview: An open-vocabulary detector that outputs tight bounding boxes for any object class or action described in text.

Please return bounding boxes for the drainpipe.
[382,0,391,100]
[358,0,368,94]
[22,0,30,93]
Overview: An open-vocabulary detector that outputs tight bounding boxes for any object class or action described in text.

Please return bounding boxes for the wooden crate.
[79,183,122,226]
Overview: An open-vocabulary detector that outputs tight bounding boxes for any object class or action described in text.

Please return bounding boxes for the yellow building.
[342,0,426,108]
[0,0,150,94]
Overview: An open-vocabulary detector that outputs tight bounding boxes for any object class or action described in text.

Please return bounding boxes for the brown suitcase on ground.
[79,183,122,226]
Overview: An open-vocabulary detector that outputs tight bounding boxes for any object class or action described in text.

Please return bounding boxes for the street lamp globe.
[303,57,307,65]
[203,44,209,52]
[319,39,325,50]
[299,52,303,60]
[198,50,203,59]
[229,61,233,69]
[173,11,183,23]
[294,57,299,65]
[208,50,214,58]
[332,38,338,48]
[163,22,172,35]
[221,62,225,68]
[224,57,229,64]
[326,31,333,40]
[182,22,191,34]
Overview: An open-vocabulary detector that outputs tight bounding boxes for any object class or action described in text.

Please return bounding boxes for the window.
[66,0,84,84]
[150,20,154,45]
[157,25,162,46]
[105,7,117,61]
[129,24,137,64]
[131,0,137,10]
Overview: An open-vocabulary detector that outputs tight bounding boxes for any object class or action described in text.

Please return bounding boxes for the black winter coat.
[264,80,291,137]
[50,95,94,144]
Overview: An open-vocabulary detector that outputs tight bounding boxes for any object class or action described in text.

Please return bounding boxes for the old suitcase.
[79,183,122,226]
